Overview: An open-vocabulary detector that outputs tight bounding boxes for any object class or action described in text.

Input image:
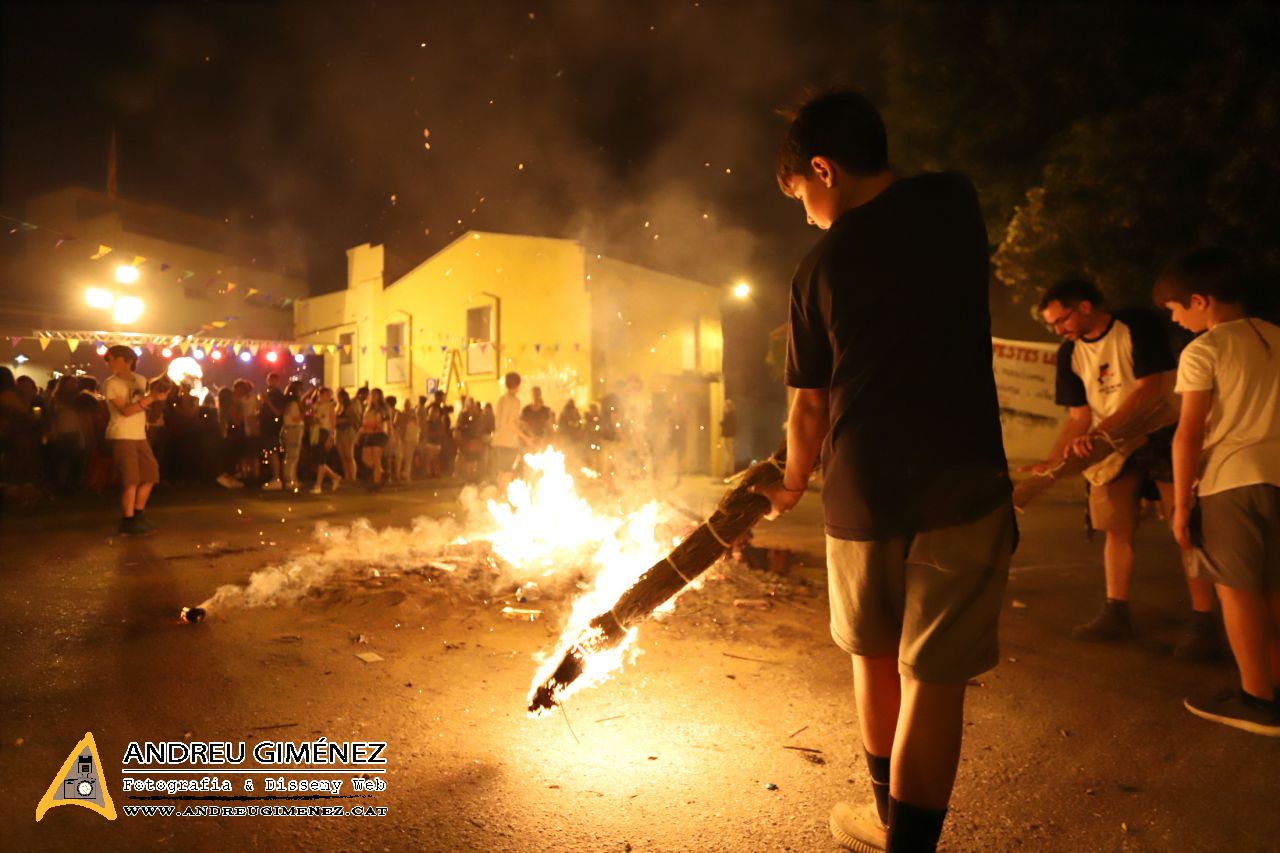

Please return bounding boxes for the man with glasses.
[1034,279,1218,657]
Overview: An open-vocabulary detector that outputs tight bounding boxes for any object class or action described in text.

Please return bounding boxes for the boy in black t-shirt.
[1034,280,1217,657]
[757,90,1014,853]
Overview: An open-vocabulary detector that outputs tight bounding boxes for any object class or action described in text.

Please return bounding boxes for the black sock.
[864,750,890,825]
[1240,688,1276,707]
[887,797,947,853]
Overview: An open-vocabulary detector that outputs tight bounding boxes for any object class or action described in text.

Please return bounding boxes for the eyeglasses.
[1043,305,1078,332]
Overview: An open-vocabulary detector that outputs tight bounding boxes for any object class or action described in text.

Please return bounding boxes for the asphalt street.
[1,473,1276,852]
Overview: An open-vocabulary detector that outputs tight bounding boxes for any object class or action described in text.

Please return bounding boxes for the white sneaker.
[216,474,241,489]
[262,479,283,491]
[309,486,323,495]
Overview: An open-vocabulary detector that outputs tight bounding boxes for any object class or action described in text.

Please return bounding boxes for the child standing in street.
[1158,248,1280,735]
[102,345,161,536]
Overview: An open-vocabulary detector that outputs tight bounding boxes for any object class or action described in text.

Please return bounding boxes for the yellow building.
[294,232,728,473]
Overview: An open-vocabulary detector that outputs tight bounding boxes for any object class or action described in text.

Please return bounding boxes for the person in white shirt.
[491,371,531,491]
[1158,248,1280,736]
[102,345,161,536]
[1035,279,1217,655]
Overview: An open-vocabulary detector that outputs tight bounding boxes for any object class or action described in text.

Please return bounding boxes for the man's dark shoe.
[1071,600,1134,642]
[830,801,886,852]
[1173,612,1222,661]
[132,513,158,535]
[1185,689,1280,736]
[119,515,158,537]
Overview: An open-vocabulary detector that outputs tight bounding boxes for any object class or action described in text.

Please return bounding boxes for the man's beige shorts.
[112,439,159,487]
[825,502,1016,683]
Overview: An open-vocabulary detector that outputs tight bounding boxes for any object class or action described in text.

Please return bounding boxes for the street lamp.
[113,295,145,324]
[85,287,114,309]
[732,281,751,300]
[115,264,140,284]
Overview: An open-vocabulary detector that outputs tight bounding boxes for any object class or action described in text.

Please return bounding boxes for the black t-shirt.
[785,172,1011,541]
[260,388,286,434]
[521,404,553,439]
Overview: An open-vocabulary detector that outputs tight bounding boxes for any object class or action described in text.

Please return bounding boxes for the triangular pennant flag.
[39,338,50,351]
[380,345,387,354]
[178,342,189,355]
[145,343,155,354]
[132,255,146,267]
[204,277,217,288]
[226,282,237,292]
[534,343,542,354]
[35,731,117,822]
[10,336,22,348]
[68,339,80,353]
[246,288,259,298]
[327,344,336,355]
[182,270,195,280]
[441,345,447,353]
[89,244,113,260]
[211,321,227,329]
[574,342,581,351]
[360,346,367,354]
[160,263,171,272]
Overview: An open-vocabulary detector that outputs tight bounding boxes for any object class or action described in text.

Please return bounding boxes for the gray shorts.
[1189,483,1280,593]
[826,501,1016,683]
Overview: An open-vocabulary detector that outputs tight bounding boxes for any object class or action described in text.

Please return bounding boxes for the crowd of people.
[0,359,733,512]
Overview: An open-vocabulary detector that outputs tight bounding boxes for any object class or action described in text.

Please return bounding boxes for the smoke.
[199,450,693,614]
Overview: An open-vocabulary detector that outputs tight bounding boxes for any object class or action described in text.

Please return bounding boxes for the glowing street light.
[115,264,140,285]
[85,287,114,309]
[113,295,145,324]
[161,347,173,359]
[239,350,253,363]
[732,281,751,299]
[293,353,306,365]
[265,350,279,364]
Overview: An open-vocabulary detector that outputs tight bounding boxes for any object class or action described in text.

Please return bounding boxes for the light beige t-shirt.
[1175,318,1280,496]
[103,373,149,441]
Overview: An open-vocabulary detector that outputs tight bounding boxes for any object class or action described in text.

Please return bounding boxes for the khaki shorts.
[1188,484,1280,593]
[826,502,1016,683]
[112,439,159,487]
[1089,428,1174,531]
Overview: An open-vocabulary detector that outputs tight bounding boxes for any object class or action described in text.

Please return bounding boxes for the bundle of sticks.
[1013,398,1180,508]
[527,440,788,714]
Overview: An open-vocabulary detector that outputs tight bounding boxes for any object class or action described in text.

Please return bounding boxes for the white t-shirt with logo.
[1175,318,1280,496]
[103,373,149,441]
[1055,308,1178,426]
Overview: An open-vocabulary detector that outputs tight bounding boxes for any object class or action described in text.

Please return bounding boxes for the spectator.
[216,386,245,489]
[309,387,343,494]
[259,372,286,490]
[47,375,85,494]
[720,399,738,478]
[521,386,554,449]
[384,395,401,482]
[239,379,262,483]
[334,388,359,481]
[359,387,391,490]
[76,377,112,493]
[280,380,306,490]
[398,396,420,482]
[102,345,161,536]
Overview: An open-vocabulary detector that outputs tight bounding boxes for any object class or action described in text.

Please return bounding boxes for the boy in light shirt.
[102,345,161,536]
[1158,248,1280,736]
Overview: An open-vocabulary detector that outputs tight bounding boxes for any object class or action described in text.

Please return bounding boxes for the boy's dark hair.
[104,344,138,369]
[776,89,888,192]
[1039,279,1105,312]
[1153,247,1243,307]
[504,371,521,390]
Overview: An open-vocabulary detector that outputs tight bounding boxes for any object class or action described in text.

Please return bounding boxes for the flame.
[478,448,693,712]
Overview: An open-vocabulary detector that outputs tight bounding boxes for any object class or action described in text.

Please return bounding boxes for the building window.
[386,322,407,385]
[466,305,495,376]
[339,331,355,388]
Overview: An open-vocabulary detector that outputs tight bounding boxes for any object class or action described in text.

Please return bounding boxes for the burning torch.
[527,440,787,714]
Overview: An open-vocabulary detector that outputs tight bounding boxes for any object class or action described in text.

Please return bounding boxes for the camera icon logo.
[36,733,117,822]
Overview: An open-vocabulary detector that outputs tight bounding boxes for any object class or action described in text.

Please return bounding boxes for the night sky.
[0,0,895,404]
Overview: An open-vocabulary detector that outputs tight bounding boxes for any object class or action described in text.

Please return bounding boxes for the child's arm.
[1170,389,1212,550]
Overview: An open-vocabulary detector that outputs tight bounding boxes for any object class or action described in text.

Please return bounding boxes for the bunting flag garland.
[39,338,50,350]
[67,339,79,353]
[89,244,113,260]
